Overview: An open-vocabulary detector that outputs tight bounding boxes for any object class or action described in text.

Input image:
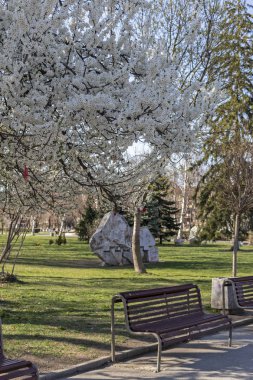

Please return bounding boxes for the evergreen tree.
[76,203,98,241]
[196,0,253,275]
[204,0,253,153]
[143,177,180,244]
[196,168,233,241]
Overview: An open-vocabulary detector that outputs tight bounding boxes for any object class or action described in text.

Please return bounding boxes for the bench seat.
[132,312,228,333]
[111,284,232,372]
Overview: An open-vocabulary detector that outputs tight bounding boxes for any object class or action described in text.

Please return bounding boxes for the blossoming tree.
[0,0,219,273]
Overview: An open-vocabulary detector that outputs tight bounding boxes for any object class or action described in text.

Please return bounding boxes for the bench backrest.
[119,284,202,331]
[229,276,253,307]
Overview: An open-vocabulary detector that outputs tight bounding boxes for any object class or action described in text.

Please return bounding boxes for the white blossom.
[0,0,220,204]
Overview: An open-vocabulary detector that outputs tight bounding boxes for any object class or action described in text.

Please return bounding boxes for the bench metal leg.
[228,323,232,347]
[222,280,226,315]
[156,336,162,372]
[111,297,117,363]
[222,280,233,315]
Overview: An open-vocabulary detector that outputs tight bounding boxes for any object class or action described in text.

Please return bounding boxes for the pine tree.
[143,177,180,244]
[196,166,233,241]
[76,203,98,241]
[204,0,252,153]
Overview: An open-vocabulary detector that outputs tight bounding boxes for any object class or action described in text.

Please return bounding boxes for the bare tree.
[197,142,253,276]
[221,145,253,276]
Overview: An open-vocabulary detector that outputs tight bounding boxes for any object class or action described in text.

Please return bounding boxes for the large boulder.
[188,225,199,244]
[89,212,159,265]
[89,212,132,265]
[139,227,159,263]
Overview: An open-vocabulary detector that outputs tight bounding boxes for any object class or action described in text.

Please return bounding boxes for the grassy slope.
[0,235,252,372]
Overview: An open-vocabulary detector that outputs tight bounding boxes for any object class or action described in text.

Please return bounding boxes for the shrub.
[55,235,63,245]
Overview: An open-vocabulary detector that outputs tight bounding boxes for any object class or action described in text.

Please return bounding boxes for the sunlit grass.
[0,235,252,372]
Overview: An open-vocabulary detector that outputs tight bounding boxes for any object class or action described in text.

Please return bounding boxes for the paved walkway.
[59,324,253,380]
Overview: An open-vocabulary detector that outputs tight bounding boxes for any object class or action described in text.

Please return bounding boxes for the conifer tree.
[76,202,98,241]
[204,0,253,153]
[143,177,180,244]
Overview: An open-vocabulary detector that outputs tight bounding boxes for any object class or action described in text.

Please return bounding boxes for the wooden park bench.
[222,276,253,313]
[111,283,232,372]
[0,319,38,379]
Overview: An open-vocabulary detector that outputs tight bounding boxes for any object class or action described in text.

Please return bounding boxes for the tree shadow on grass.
[1,307,114,337]
[146,260,230,271]
[218,247,253,253]
[158,243,229,248]
[14,257,101,269]
[1,306,156,352]
[3,330,158,356]
[4,333,112,351]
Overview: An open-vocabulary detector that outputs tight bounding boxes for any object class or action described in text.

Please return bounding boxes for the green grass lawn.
[0,235,252,372]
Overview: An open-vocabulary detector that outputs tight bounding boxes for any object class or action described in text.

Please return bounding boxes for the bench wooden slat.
[239,302,253,307]
[235,283,253,289]
[236,291,253,298]
[129,306,202,327]
[127,292,199,310]
[129,306,201,323]
[235,282,253,288]
[237,295,253,303]
[230,276,253,283]
[132,312,227,333]
[0,367,37,380]
[237,292,253,300]
[124,292,192,305]
[0,359,34,372]
[120,284,196,300]
[128,299,200,318]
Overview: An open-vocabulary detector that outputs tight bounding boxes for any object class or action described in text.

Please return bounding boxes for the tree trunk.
[59,215,65,236]
[232,213,240,277]
[0,216,19,264]
[11,228,28,276]
[132,208,146,274]
[0,213,25,277]
[31,217,36,236]
[177,158,188,240]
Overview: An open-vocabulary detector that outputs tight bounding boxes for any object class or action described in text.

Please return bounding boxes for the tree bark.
[0,215,19,263]
[132,208,146,273]
[232,213,240,277]
[59,215,65,236]
[31,216,36,236]
[177,158,188,240]
[0,213,25,277]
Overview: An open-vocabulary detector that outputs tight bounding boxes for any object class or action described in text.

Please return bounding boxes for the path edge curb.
[39,317,253,380]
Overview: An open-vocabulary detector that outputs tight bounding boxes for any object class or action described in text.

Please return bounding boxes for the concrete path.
[59,324,253,380]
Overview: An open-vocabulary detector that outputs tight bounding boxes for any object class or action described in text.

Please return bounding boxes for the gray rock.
[89,212,159,265]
